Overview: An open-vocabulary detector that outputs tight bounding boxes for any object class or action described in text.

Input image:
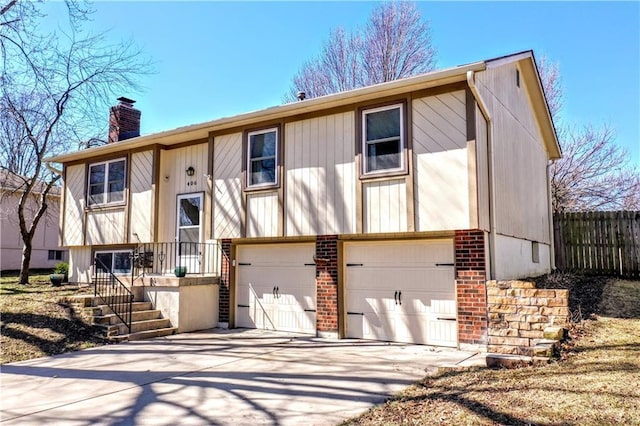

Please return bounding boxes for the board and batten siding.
[129,150,154,242]
[284,112,356,236]
[213,132,243,239]
[68,247,92,284]
[157,143,210,243]
[363,179,407,233]
[412,90,470,231]
[246,191,279,237]
[63,164,85,246]
[476,62,550,244]
[85,209,126,245]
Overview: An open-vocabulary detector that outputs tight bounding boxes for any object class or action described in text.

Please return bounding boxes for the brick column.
[315,235,339,337]
[455,229,488,346]
[219,238,232,324]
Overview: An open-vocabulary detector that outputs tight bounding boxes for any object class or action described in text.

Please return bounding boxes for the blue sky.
[45,1,639,165]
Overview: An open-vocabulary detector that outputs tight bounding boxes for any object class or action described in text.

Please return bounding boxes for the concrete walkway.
[1,329,484,425]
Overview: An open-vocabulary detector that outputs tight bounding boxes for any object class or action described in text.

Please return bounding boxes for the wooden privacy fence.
[554,211,640,278]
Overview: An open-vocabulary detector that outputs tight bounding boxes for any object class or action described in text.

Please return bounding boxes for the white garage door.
[345,239,457,347]
[236,243,316,334]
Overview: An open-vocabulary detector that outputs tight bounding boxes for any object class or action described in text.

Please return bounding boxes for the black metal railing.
[94,256,134,333]
[131,241,222,279]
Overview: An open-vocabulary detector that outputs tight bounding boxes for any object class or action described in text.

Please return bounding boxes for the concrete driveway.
[1,329,483,425]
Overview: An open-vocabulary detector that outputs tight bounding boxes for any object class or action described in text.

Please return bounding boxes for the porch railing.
[94,256,134,333]
[132,240,222,278]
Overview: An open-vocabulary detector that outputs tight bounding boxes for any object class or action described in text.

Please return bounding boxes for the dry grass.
[0,273,107,364]
[345,279,640,426]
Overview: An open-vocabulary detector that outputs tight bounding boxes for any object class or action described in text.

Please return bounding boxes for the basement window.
[88,158,126,206]
[532,241,540,263]
[95,250,132,274]
[362,104,405,175]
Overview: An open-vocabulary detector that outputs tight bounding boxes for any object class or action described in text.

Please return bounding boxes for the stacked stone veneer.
[487,280,569,355]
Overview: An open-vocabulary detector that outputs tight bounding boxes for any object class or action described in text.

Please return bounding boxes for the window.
[532,241,540,263]
[88,158,126,206]
[362,104,405,175]
[95,250,132,274]
[247,128,278,188]
[48,250,64,260]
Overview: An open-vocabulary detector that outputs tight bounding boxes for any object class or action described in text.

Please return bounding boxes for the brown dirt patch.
[1,275,108,364]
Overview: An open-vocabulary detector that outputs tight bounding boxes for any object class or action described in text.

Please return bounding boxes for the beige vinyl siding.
[284,112,356,236]
[68,246,92,284]
[246,191,279,237]
[412,91,470,231]
[476,63,550,244]
[63,164,85,246]
[213,132,243,239]
[363,179,407,233]
[157,143,210,243]
[476,107,490,231]
[129,150,153,242]
[85,209,126,245]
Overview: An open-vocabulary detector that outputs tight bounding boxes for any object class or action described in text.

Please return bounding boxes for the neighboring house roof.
[0,170,61,197]
[46,50,561,164]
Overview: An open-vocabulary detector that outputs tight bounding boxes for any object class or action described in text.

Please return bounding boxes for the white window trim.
[246,127,279,189]
[87,158,127,207]
[95,250,132,275]
[361,103,405,176]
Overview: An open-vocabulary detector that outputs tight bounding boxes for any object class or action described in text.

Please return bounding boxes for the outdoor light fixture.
[185,166,195,177]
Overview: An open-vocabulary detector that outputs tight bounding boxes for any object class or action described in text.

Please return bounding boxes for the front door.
[176,193,203,274]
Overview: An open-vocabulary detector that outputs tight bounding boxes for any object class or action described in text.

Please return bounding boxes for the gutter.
[466,70,496,280]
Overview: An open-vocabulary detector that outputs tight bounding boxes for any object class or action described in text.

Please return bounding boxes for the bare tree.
[538,57,640,212]
[1,0,150,284]
[285,2,436,101]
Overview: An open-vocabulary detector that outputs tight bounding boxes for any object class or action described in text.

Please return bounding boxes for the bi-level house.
[47,50,560,349]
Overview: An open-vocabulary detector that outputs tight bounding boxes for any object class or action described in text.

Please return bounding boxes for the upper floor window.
[362,104,405,175]
[247,128,278,188]
[88,158,126,206]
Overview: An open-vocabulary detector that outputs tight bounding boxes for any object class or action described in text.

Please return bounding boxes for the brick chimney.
[108,97,141,143]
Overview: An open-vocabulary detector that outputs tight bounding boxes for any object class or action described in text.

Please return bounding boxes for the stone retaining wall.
[487,280,569,355]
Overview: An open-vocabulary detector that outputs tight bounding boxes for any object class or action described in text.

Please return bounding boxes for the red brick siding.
[316,236,339,333]
[219,239,232,323]
[455,229,488,345]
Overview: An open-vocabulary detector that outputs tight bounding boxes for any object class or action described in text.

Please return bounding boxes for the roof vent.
[297,91,306,101]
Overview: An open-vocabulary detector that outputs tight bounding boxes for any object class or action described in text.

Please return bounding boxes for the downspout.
[45,162,63,176]
[467,70,496,280]
[547,159,556,270]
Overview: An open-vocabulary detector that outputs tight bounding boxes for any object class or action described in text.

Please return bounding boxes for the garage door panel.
[346,241,453,265]
[236,244,316,335]
[345,239,457,346]
[346,289,395,314]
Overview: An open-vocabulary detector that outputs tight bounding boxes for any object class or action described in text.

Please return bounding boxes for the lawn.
[344,278,640,425]
[0,272,107,364]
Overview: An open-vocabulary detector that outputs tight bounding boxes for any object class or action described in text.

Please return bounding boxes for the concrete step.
[486,354,552,369]
[96,318,172,336]
[112,327,177,342]
[116,318,172,335]
[88,302,153,316]
[93,309,162,325]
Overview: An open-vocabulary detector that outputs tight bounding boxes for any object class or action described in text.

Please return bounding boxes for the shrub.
[53,262,69,276]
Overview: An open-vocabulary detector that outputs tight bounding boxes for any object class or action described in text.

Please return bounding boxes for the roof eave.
[46,61,486,164]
